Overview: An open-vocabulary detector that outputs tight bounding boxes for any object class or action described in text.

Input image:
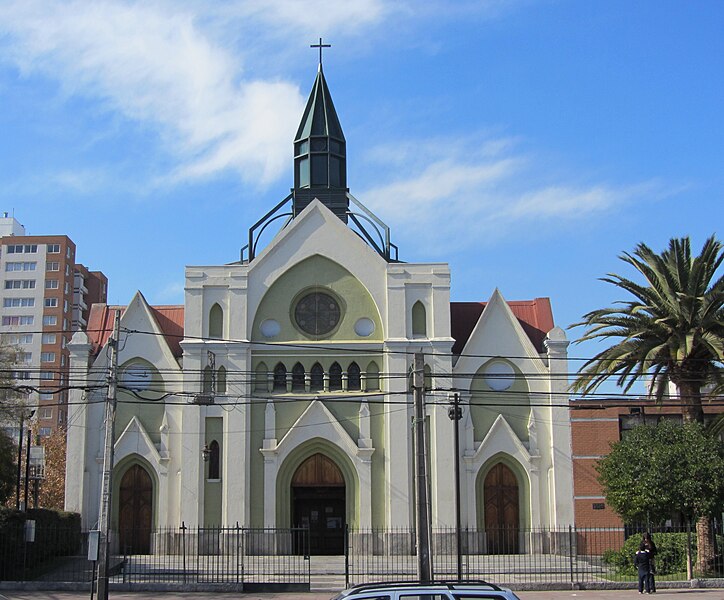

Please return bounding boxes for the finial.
[310,37,331,69]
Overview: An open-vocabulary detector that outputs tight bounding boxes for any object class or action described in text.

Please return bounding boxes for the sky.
[0,1,722,388]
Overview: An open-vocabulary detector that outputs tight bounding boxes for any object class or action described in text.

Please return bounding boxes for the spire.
[292,40,349,222]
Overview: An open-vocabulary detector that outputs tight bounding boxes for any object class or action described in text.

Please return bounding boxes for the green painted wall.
[469,361,530,443]
[115,359,165,444]
[252,255,382,342]
[204,417,223,526]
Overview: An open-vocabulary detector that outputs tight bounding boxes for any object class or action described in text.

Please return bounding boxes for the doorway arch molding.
[463,414,538,530]
[260,399,374,529]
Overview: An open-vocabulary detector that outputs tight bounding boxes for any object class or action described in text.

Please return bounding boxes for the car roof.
[338,579,507,596]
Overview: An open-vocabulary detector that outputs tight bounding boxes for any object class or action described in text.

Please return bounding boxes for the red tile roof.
[450,298,554,355]
[86,303,184,358]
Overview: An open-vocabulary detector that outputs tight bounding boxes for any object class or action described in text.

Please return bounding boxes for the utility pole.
[447,392,463,580]
[96,310,120,600]
[413,352,432,583]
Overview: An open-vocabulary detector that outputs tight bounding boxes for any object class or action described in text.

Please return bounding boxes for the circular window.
[294,291,341,336]
[354,317,375,337]
[260,319,281,338]
[121,363,153,391]
[484,361,515,391]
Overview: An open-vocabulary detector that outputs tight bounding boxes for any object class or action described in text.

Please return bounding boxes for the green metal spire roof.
[295,65,345,142]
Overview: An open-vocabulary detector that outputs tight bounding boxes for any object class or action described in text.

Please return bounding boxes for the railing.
[1,522,722,590]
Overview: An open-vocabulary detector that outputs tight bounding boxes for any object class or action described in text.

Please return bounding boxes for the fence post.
[568,525,574,586]
[181,522,187,584]
[235,522,240,585]
[344,524,350,588]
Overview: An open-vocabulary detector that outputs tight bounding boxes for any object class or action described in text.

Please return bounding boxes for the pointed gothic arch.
[412,300,427,336]
[310,362,324,391]
[329,362,342,391]
[273,362,287,391]
[292,362,306,391]
[209,303,224,339]
[118,462,154,554]
[256,362,269,391]
[347,362,361,391]
[217,366,226,394]
[366,361,380,391]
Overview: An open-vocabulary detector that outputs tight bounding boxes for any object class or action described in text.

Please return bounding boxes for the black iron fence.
[1,522,722,590]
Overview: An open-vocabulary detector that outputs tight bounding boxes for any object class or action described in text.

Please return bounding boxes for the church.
[64,58,574,556]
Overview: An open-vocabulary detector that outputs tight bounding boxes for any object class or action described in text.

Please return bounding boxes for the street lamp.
[447,392,463,581]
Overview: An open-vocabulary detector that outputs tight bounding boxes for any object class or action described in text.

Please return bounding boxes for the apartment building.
[0,214,107,436]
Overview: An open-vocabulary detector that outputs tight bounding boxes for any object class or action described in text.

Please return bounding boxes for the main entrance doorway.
[118,464,153,554]
[484,462,520,554]
[291,453,346,555]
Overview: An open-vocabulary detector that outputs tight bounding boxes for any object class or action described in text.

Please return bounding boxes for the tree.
[598,420,724,523]
[37,427,66,509]
[571,235,724,422]
[597,420,724,577]
[0,429,16,504]
[571,235,724,574]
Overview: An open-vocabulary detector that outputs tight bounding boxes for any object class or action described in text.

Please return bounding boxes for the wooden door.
[118,464,153,554]
[484,463,519,554]
[291,453,346,555]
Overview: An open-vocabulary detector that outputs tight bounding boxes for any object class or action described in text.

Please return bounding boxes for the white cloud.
[359,136,666,254]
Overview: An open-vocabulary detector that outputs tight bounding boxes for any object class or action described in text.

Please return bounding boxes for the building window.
[217,366,226,394]
[65,264,70,276]
[3,298,34,308]
[42,333,57,344]
[44,298,59,308]
[43,315,58,326]
[45,279,59,289]
[412,301,427,337]
[255,363,268,391]
[202,366,214,393]
[64,282,70,295]
[6,244,37,253]
[66,247,71,259]
[310,363,324,391]
[209,303,223,339]
[40,408,53,420]
[63,318,68,331]
[329,362,342,391]
[39,392,53,402]
[2,316,34,326]
[46,262,59,271]
[348,362,361,391]
[208,440,220,480]
[64,299,68,313]
[18,352,32,363]
[8,334,33,344]
[41,352,56,362]
[273,363,287,391]
[292,362,305,391]
[47,244,60,253]
[40,371,54,380]
[38,427,52,437]
[5,280,36,289]
[5,262,36,271]
[367,361,381,391]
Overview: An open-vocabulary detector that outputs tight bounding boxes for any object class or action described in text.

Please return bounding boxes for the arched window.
[348,362,361,391]
[209,303,223,339]
[366,361,380,391]
[292,362,305,392]
[273,363,287,391]
[208,440,220,480]
[255,362,268,391]
[329,362,342,391]
[202,366,214,393]
[412,301,427,337]
[217,366,227,394]
[424,364,432,391]
[310,362,324,391]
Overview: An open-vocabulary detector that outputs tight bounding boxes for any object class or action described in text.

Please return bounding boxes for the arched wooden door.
[118,464,153,554]
[291,453,345,555]
[484,463,520,554]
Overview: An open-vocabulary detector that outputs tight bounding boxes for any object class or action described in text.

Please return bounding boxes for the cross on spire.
[310,37,331,67]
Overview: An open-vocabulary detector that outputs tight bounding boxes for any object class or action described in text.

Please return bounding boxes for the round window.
[484,361,515,391]
[294,291,341,336]
[122,364,153,391]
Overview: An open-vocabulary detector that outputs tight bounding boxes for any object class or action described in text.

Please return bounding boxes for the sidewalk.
[2,589,724,600]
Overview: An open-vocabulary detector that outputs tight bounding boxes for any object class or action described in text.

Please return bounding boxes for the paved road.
[2,590,724,600]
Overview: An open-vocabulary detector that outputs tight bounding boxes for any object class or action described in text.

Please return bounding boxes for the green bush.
[602,532,691,576]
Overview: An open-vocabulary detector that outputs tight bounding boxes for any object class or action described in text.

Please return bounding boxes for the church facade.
[65,64,574,555]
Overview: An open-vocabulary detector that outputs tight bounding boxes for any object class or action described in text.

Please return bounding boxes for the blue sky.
[1,1,722,384]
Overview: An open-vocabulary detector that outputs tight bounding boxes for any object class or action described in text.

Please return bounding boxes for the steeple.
[292,46,349,222]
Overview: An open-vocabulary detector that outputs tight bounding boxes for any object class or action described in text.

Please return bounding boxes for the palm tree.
[571,235,724,421]
[571,235,724,575]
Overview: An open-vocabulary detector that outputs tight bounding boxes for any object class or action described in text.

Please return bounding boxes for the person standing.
[643,532,658,593]
[635,542,653,594]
